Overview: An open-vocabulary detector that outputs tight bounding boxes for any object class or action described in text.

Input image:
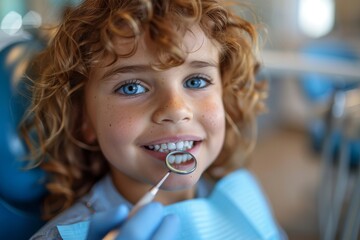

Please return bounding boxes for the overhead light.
[1,11,23,35]
[22,11,42,28]
[298,0,335,38]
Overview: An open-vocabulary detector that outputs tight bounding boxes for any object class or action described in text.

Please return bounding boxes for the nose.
[152,91,193,124]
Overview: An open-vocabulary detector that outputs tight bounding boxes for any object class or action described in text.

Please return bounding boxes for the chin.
[161,173,200,191]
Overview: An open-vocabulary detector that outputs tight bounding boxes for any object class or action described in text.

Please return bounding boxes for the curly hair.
[21,0,267,219]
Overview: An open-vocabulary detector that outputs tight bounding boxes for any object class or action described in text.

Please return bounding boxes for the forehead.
[105,25,220,67]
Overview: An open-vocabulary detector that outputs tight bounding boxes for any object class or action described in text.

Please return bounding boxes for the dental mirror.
[129,151,197,216]
[103,151,197,240]
[165,150,197,175]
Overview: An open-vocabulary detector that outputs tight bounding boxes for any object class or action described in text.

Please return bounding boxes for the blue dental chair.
[0,37,47,239]
[300,41,360,240]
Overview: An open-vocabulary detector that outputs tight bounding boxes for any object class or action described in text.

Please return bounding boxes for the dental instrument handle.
[103,171,171,240]
[128,171,171,218]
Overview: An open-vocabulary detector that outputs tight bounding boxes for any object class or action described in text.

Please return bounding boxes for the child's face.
[83,26,225,192]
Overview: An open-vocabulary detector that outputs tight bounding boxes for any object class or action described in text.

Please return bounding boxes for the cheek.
[93,101,142,145]
[200,98,226,133]
[200,97,226,166]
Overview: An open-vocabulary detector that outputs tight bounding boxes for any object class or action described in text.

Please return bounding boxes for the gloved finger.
[116,202,164,240]
[87,205,129,240]
[152,214,180,240]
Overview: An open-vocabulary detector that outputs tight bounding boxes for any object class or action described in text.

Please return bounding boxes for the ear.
[81,114,97,144]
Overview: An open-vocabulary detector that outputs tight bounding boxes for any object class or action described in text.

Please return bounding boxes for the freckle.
[109,123,112,127]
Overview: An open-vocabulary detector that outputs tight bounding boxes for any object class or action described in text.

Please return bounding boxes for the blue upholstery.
[300,41,359,102]
[0,39,47,239]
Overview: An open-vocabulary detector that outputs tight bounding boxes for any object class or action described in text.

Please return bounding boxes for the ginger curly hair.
[21,0,267,219]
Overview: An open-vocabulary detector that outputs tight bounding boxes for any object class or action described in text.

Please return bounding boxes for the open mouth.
[144,140,198,164]
[145,140,195,152]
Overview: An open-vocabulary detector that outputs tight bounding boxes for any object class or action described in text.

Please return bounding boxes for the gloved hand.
[87,202,180,240]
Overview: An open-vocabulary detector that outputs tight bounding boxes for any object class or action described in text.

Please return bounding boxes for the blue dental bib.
[164,169,282,239]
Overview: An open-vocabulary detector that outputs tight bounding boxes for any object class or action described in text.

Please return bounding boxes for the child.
[22,0,282,239]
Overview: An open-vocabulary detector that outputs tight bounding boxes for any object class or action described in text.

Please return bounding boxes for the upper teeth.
[147,141,194,152]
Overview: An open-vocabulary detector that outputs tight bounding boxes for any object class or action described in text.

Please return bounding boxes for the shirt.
[30,174,214,240]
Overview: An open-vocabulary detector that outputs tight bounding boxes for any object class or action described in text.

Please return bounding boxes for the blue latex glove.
[87,202,180,240]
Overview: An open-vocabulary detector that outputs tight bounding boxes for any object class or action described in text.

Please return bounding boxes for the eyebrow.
[189,60,218,68]
[102,60,218,80]
[102,65,151,80]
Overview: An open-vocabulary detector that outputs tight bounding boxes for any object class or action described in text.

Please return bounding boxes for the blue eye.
[116,81,148,95]
[184,75,211,89]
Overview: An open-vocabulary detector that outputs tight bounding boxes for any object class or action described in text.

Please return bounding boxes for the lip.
[142,139,202,162]
[143,135,203,146]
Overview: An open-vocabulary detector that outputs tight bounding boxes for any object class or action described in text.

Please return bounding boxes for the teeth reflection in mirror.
[167,153,193,164]
[165,150,197,175]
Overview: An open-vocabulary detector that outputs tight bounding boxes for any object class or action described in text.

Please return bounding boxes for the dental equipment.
[129,150,197,217]
[103,151,197,240]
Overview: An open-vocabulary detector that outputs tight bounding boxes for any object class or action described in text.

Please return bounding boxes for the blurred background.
[1,0,359,239]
